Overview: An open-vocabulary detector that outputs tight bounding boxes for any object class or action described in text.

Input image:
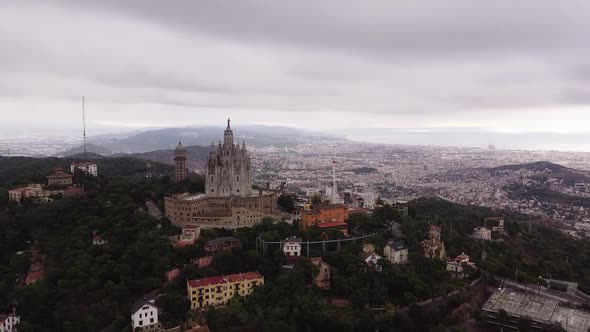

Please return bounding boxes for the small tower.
[174,141,187,182]
[146,162,153,179]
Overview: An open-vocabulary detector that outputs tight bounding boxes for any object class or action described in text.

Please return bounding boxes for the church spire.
[224,118,234,146]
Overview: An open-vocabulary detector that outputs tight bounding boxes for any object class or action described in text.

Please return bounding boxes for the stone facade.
[165,120,278,228]
[164,191,277,228]
[205,119,252,197]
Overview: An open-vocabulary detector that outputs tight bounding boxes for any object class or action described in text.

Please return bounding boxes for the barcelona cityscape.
[2,1,590,332]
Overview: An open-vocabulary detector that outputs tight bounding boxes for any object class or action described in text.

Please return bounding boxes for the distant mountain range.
[60,125,343,156]
[122,145,210,171]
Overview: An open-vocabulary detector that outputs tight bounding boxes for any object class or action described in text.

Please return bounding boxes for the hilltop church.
[164,120,278,228]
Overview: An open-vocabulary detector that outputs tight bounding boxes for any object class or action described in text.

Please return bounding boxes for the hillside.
[121,145,210,170]
[61,143,113,156]
[0,155,173,185]
[505,183,590,208]
[62,125,345,154]
[490,161,568,173]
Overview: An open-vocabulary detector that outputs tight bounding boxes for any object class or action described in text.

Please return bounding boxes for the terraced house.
[187,272,264,309]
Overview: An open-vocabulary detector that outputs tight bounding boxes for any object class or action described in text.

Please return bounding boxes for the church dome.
[175,141,186,151]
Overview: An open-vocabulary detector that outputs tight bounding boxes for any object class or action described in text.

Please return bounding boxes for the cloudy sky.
[1,1,590,150]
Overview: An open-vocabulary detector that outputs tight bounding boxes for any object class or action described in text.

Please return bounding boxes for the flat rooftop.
[552,307,590,332]
[483,290,590,331]
[483,290,558,324]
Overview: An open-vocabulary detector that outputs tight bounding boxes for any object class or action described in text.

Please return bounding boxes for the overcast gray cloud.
[1,1,590,148]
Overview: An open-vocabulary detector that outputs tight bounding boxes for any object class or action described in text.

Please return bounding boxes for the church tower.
[206,119,253,197]
[174,141,187,182]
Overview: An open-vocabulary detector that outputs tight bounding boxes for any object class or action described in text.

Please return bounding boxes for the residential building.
[310,257,330,289]
[46,168,74,187]
[0,309,20,332]
[488,217,507,234]
[446,252,476,279]
[282,236,302,257]
[361,251,383,272]
[300,204,349,231]
[423,225,446,259]
[25,262,44,285]
[70,162,98,177]
[187,272,264,309]
[92,231,107,245]
[384,240,408,264]
[204,237,241,253]
[131,292,161,332]
[176,225,200,248]
[183,225,201,238]
[473,226,492,240]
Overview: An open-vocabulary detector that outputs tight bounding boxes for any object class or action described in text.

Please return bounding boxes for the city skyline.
[2,1,590,151]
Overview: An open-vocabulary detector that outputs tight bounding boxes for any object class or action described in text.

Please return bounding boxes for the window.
[150,318,154,323]
[139,320,143,326]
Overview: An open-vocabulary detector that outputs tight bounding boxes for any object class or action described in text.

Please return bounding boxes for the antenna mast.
[332,159,337,203]
[82,96,87,163]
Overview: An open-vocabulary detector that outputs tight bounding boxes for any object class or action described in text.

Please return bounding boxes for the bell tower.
[174,141,187,182]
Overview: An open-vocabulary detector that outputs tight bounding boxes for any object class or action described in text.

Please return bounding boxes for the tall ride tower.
[174,141,187,182]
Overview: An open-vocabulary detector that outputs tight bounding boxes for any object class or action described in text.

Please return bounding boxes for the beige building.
[165,121,278,228]
[473,226,492,240]
[8,184,67,203]
[46,168,74,187]
[384,240,408,264]
[446,252,476,279]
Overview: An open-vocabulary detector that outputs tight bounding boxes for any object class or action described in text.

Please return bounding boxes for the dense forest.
[0,155,173,185]
[1,166,590,331]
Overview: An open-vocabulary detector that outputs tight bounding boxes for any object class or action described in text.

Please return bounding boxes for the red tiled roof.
[316,221,347,229]
[26,269,44,284]
[47,171,74,179]
[187,271,263,288]
[177,238,196,248]
[348,208,367,214]
[65,186,84,195]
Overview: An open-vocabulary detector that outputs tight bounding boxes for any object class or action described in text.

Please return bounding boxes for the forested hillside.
[0,156,173,185]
